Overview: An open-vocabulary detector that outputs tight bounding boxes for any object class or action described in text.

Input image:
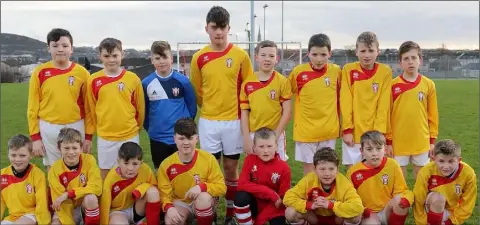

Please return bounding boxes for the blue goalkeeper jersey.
[142,70,197,144]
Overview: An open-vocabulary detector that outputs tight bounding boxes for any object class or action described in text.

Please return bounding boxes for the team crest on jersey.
[118,82,125,91]
[68,76,75,86]
[193,174,200,185]
[252,165,257,172]
[355,173,363,181]
[79,173,86,185]
[172,87,180,96]
[226,58,233,68]
[170,168,177,175]
[324,77,330,86]
[62,176,68,185]
[455,184,461,195]
[382,174,389,185]
[372,83,379,93]
[418,91,425,102]
[271,173,281,184]
[394,87,402,94]
[25,183,33,194]
[270,90,276,100]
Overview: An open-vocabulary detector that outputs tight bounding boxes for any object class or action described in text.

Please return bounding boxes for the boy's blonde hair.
[434,139,461,157]
[253,127,276,145]
[57,127,82,148]
[360,130,386,148]
[356,31,379,49]
[8,134,32,152]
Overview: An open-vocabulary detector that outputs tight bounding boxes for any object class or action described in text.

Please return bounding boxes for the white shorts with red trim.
[97,134,140,169]
[295,139,336,163]
[198,118,243,156]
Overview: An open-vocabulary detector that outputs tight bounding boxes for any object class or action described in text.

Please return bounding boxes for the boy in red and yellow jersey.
[1,134,50,225]
[340,31,392,168]
[413,139,477,225]
[240,40,292,161]
[288,33,341,175]
[234,127,291,225]
[347,131,413,225]
[86,38,145,179]
[386,41,439,179]
[190,6,253,222]
[48,128,102,225]
[284,147,363,225]
[100,142,160,225]
[27,28,91,169]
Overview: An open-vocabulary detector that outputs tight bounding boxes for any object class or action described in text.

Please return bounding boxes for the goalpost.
[175,41,304,76]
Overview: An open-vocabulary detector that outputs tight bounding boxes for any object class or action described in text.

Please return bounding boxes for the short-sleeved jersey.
[288,63,341,142]
[413,161,477,225]
[1,164,50,225]
[340,62,392,143]
[283,172,363,218]
[158,149,226,213]
[240,71,292,132]
[238,154,291,225]
[100,163,157,225]
[190,43,253,120]
[27,61,90,141]
[86,69,145,141]
[48,153,102,225]
[346,157,414,212]
[386,75,439,156]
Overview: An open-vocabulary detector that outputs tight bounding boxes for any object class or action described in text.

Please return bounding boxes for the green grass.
[1,79,479,224]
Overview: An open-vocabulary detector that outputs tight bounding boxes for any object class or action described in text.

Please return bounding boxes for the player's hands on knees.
[83,140,92,154]
[185,185,201,200]
[385,145,393,158]
[243,138,254,155]
[342,133,354,147]
[52,193,68,211]
[32,140,45,157]
[166,207,182,225]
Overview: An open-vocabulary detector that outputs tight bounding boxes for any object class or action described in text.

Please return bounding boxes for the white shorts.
[376,208,388,225]
[109,206,144,224]
[394,152,430,167]
[173,199,217,218]
[39,119,85,166]
[97,134,140,169]
[53,206,83,224]
[249,131,287,161]
[198,117,243,156]
[1,214,36,225]
[342,142,362,165]
[295,140,336,163]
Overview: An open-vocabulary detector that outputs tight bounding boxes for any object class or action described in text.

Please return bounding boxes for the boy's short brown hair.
[360,130,386,149]
[151,41,171,58]
[399,41,422,60]
[99,37,122,54]
[57,127,82,148]
[47,28,73,46]
[118,142,143,161]
[313,147,339,167]
[255,40,277,54]
[356,31,379,49]
[308,33,331,52]
[206,6,230,28]
[434,139,461,157]
[8,134,32,152]
[174,118,198,139]
[253,127,276,145]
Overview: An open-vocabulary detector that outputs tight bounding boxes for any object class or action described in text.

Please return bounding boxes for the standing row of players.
[2,4,474,225]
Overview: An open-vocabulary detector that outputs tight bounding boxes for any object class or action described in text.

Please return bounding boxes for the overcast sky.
[1,1,479,51]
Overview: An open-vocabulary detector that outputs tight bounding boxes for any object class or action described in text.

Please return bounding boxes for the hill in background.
[0,33,47,53]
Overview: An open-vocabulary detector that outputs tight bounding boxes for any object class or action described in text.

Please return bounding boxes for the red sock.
[196,206,214,225]
[84,207,100,225]
[145,201,161,225]
[427,209,444,225]
[388,211,408,225]
[225,179,238,217]
[234,204,253,224]
[47,187,54,214]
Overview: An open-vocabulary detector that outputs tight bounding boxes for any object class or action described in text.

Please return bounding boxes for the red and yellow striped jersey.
[386,75,439,156]
[190,43,253,120]
[288,63,341,142]
[27,61,90,141]
[240,71,292,131]
[340,62,392,143]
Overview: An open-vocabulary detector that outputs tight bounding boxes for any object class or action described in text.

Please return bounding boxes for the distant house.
[461,62,480,78]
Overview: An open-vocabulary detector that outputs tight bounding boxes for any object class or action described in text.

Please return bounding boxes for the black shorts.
[150,139,178,169]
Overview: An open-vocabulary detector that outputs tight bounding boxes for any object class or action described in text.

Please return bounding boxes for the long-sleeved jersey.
[27,61,90,141]
[413,161,477,225]
[240,71,292,132]
[238,154,291,225]
[190,43,253,120]
[158,149,226,213]
[386,74,439,156]
[86,69,145,141]
[283,172,363,218]
[48,153,102,225]
[100,163,157,225]
[346,157,414,212]
[142,70,197,144]
[288,63,341,142]
[340,62,392,143]
[1,164,50,224]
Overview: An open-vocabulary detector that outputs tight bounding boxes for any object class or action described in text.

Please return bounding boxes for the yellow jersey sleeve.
[33,168,51,225]
[204,154,227,197]
[27,66,42,140]
[373,68,392,133]
[190,54,203,107]
[427,80,439,142]
[100,174,113,225]
[283,174,310,214]
[340,65,354,132]
[70,155,102,199]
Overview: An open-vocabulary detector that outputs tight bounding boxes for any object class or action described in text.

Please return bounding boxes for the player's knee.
[344,215,362,224]
[83,194,99,209]
[285,207,302,222]
[428,192,446,207]
[145,186,160,202]
[51,219,62,225]
[234,191,253,207]
[194,192,213,210]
